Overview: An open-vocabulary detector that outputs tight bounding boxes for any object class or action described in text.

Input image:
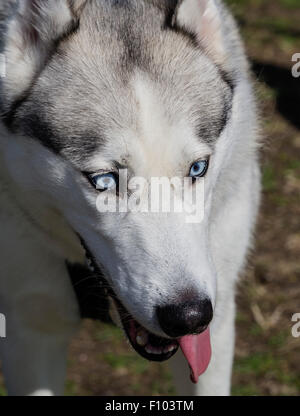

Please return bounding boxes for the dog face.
[0,0,239,366]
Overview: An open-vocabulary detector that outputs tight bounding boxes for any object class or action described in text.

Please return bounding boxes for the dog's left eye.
[89,173,118,192]
[189,160,209,178]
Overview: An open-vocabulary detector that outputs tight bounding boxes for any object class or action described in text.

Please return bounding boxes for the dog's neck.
[0,149,84,264]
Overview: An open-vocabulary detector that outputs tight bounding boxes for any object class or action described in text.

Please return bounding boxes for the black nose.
[156,298,213,338]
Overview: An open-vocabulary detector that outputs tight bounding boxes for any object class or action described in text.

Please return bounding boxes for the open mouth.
[81,241,212,383]
[83,243,179,362]
[114,297,179,362]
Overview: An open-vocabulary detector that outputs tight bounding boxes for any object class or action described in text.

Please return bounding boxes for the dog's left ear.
[1,0,87,111]
[173,0,226,66]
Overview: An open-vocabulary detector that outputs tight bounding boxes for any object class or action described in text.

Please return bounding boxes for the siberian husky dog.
[0,0,260,396]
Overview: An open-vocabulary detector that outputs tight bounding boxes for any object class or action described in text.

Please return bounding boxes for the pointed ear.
[173,0,226,66]
[2,0,86,108]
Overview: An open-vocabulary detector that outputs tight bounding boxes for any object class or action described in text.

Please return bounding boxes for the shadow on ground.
[252,61,300,130]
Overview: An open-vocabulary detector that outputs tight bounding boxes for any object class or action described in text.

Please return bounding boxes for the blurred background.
[0,0,299,396]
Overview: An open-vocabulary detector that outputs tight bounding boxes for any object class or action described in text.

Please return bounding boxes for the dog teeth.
[145,345,164,355]
[136,330,149,347]
[136,331,176,355]
[141,340,178,355]
[145,346,163,355]
[152,348,163,355]
[164,344,177,353]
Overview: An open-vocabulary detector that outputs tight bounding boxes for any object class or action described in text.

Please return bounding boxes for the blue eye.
[90,173,118,192]
[189,160,209,178]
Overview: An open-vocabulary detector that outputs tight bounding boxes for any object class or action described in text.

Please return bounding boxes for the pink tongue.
[178,328,211,384]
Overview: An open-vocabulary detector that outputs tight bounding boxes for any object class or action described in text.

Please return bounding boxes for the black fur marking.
[8,109,64,153]
[197,85,233,145]
[218,68,235,94]
[165,0,236,93]
[6,103,101,158]
[66,261,113,323]
[1,15,80,129]
[163,1,199,49]
[1,93,31,129]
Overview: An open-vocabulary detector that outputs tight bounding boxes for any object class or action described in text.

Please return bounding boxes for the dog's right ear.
[172,0,227,66]
[2,0,86,110]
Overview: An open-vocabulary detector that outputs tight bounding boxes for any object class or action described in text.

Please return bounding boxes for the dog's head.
[0,0,251,381]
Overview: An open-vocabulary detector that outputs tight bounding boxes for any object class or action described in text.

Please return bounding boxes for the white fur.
[0,79,260,396]
[2,0,82,108]
[0,0,260,396]
[176,0,226,65]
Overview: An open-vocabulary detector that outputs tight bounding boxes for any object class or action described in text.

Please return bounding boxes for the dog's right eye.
[89,173,118,192]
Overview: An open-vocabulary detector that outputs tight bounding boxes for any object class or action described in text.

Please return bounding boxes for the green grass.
[103,352,150,375]
[278,0,300,9]
[94,322,124,344]
[65,380,78,396]
[262,164,277,192]
[0,384,7,397]
[232,384,260,396]
[236,311,249,323]
[285,159,300,174]
[257,17,293,33]
[235,352,278,377]
[270,195,291,207]
[226,0,300,49]
[150,378,176,396]
[276,372,300,391]
[268,331,289,348]
[234,349,300,394]
[249,324,265,337]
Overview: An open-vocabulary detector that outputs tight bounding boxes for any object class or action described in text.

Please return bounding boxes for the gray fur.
[0,0,261,396]
[1,0,236,167]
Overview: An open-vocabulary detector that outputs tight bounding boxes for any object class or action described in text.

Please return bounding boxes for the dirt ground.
[0,0,299,396]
